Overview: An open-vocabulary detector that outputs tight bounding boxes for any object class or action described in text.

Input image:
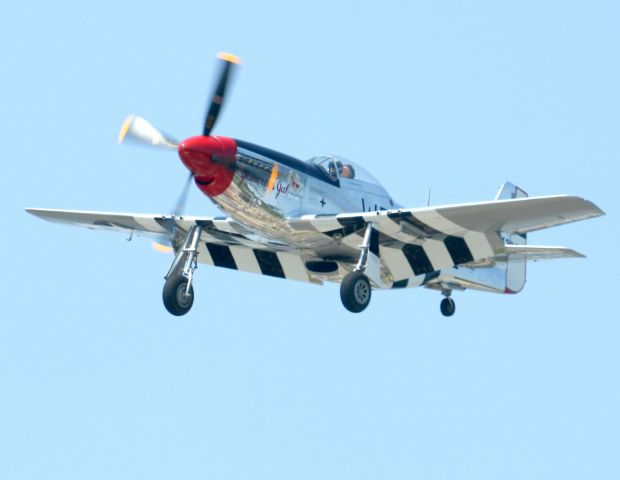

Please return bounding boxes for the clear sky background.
[1,1,618,478]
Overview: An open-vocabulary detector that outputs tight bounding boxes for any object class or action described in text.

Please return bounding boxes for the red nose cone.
[178,136,237,197]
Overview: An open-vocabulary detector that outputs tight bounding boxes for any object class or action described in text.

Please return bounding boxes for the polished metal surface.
[209,145,396,256]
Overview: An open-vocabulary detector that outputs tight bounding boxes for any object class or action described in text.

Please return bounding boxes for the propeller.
[118,115,178,149]
[118,52,241,219]
[203,52,240,136]
[118,53,241,253]
[173,172,195,217]
[149,172,194,254]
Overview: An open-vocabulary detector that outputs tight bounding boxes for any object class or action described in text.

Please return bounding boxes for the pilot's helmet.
[328,159,343,173]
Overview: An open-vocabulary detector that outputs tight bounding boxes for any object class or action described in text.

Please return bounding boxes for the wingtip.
[26,208,54,220]
[577,197,606,218]
[588,200,605,217]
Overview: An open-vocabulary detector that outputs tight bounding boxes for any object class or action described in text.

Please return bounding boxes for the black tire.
[340,271,372,313]
[162,275,194,316]
[440,297,455,317]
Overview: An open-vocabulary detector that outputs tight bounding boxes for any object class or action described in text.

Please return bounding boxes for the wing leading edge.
[26,208,324,285]
[414,195,604,235]
[28,193,604,290]
[319,195,603,236]
[26,207,263,246]
[292,194,604,283]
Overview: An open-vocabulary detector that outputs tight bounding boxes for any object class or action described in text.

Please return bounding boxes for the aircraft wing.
[27,194,603,287]
[26,208,321,284]
[290,194,604,280]
[412,195,604,235]
[28,208,177,240]
[26,207,263,245]
[295,195,603,239]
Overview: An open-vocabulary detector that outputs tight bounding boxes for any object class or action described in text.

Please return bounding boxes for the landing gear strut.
[340,223,386,313]
[440,290,456,317]
[162,225,202,316]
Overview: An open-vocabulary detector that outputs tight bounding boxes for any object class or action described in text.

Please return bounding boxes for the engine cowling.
[178,136,237,197]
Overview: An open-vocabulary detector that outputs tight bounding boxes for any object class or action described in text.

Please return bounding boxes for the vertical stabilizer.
[495,181,528,201]
[496,182,528,293]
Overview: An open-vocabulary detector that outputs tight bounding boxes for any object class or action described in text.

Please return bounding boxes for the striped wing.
[194,241,318,284]
[26,208,321,284]
[26,208,258,242]
[291,195,604,282]
[27,194,603,288]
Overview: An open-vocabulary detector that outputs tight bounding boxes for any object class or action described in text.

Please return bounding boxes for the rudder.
[496,182,528,293]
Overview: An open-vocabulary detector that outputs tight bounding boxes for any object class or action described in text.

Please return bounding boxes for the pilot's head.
[328,160,342,180]
[340,164,355,178]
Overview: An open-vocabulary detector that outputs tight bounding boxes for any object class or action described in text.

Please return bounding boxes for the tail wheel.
[340,271,372,313]
[163,275,194,316]
[440,297,455,317]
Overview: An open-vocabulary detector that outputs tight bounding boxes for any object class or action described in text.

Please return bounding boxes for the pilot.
[328,160,342,181]
[339,164,354,179]
[340,164,355,179]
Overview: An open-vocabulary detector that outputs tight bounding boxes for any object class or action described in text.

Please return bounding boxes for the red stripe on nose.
[178,136,237,197]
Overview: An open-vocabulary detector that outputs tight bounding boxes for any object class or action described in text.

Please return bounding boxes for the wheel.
[440,297,455,317]
[340,271,372,313]
[162,275,194,316]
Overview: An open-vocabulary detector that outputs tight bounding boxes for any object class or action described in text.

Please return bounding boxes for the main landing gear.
[162,225,202,316]
[340,223,387,313]
[338,223,460,317]
[163,276,194,316]
[340,271,372,313]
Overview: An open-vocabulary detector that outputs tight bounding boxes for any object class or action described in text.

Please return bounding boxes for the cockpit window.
[307,155,382,186]
[327,159,344,180]
[307,156,340,184]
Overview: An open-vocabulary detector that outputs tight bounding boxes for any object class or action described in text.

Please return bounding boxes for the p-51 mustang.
[27,53,604,316]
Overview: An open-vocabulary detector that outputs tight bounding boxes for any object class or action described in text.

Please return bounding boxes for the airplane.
[27,53,605,317]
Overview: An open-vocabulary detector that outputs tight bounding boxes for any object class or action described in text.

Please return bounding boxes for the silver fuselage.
[209,140,397,255]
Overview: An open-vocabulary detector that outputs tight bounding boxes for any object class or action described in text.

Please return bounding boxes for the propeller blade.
[152,241,173,254]
[203,52,241,136]
[118,115,178,149]
[173,171,194,217]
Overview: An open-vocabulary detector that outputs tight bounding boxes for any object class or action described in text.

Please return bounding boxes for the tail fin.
[496,182,528,293]
[426,183,596,295]
[495,181,528,201]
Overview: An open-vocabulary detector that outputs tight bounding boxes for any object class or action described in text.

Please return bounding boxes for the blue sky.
[1,1,618,478]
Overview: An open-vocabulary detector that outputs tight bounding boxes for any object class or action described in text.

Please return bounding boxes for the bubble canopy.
[307,155,383,186]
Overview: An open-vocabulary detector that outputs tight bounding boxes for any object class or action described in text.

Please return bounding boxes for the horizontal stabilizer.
[498,244,585,261]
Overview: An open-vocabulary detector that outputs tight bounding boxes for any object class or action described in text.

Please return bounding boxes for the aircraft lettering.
[275,180,289,198]
[240,169,299,199]
[239,170,268,189]
[361,198,387,212]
